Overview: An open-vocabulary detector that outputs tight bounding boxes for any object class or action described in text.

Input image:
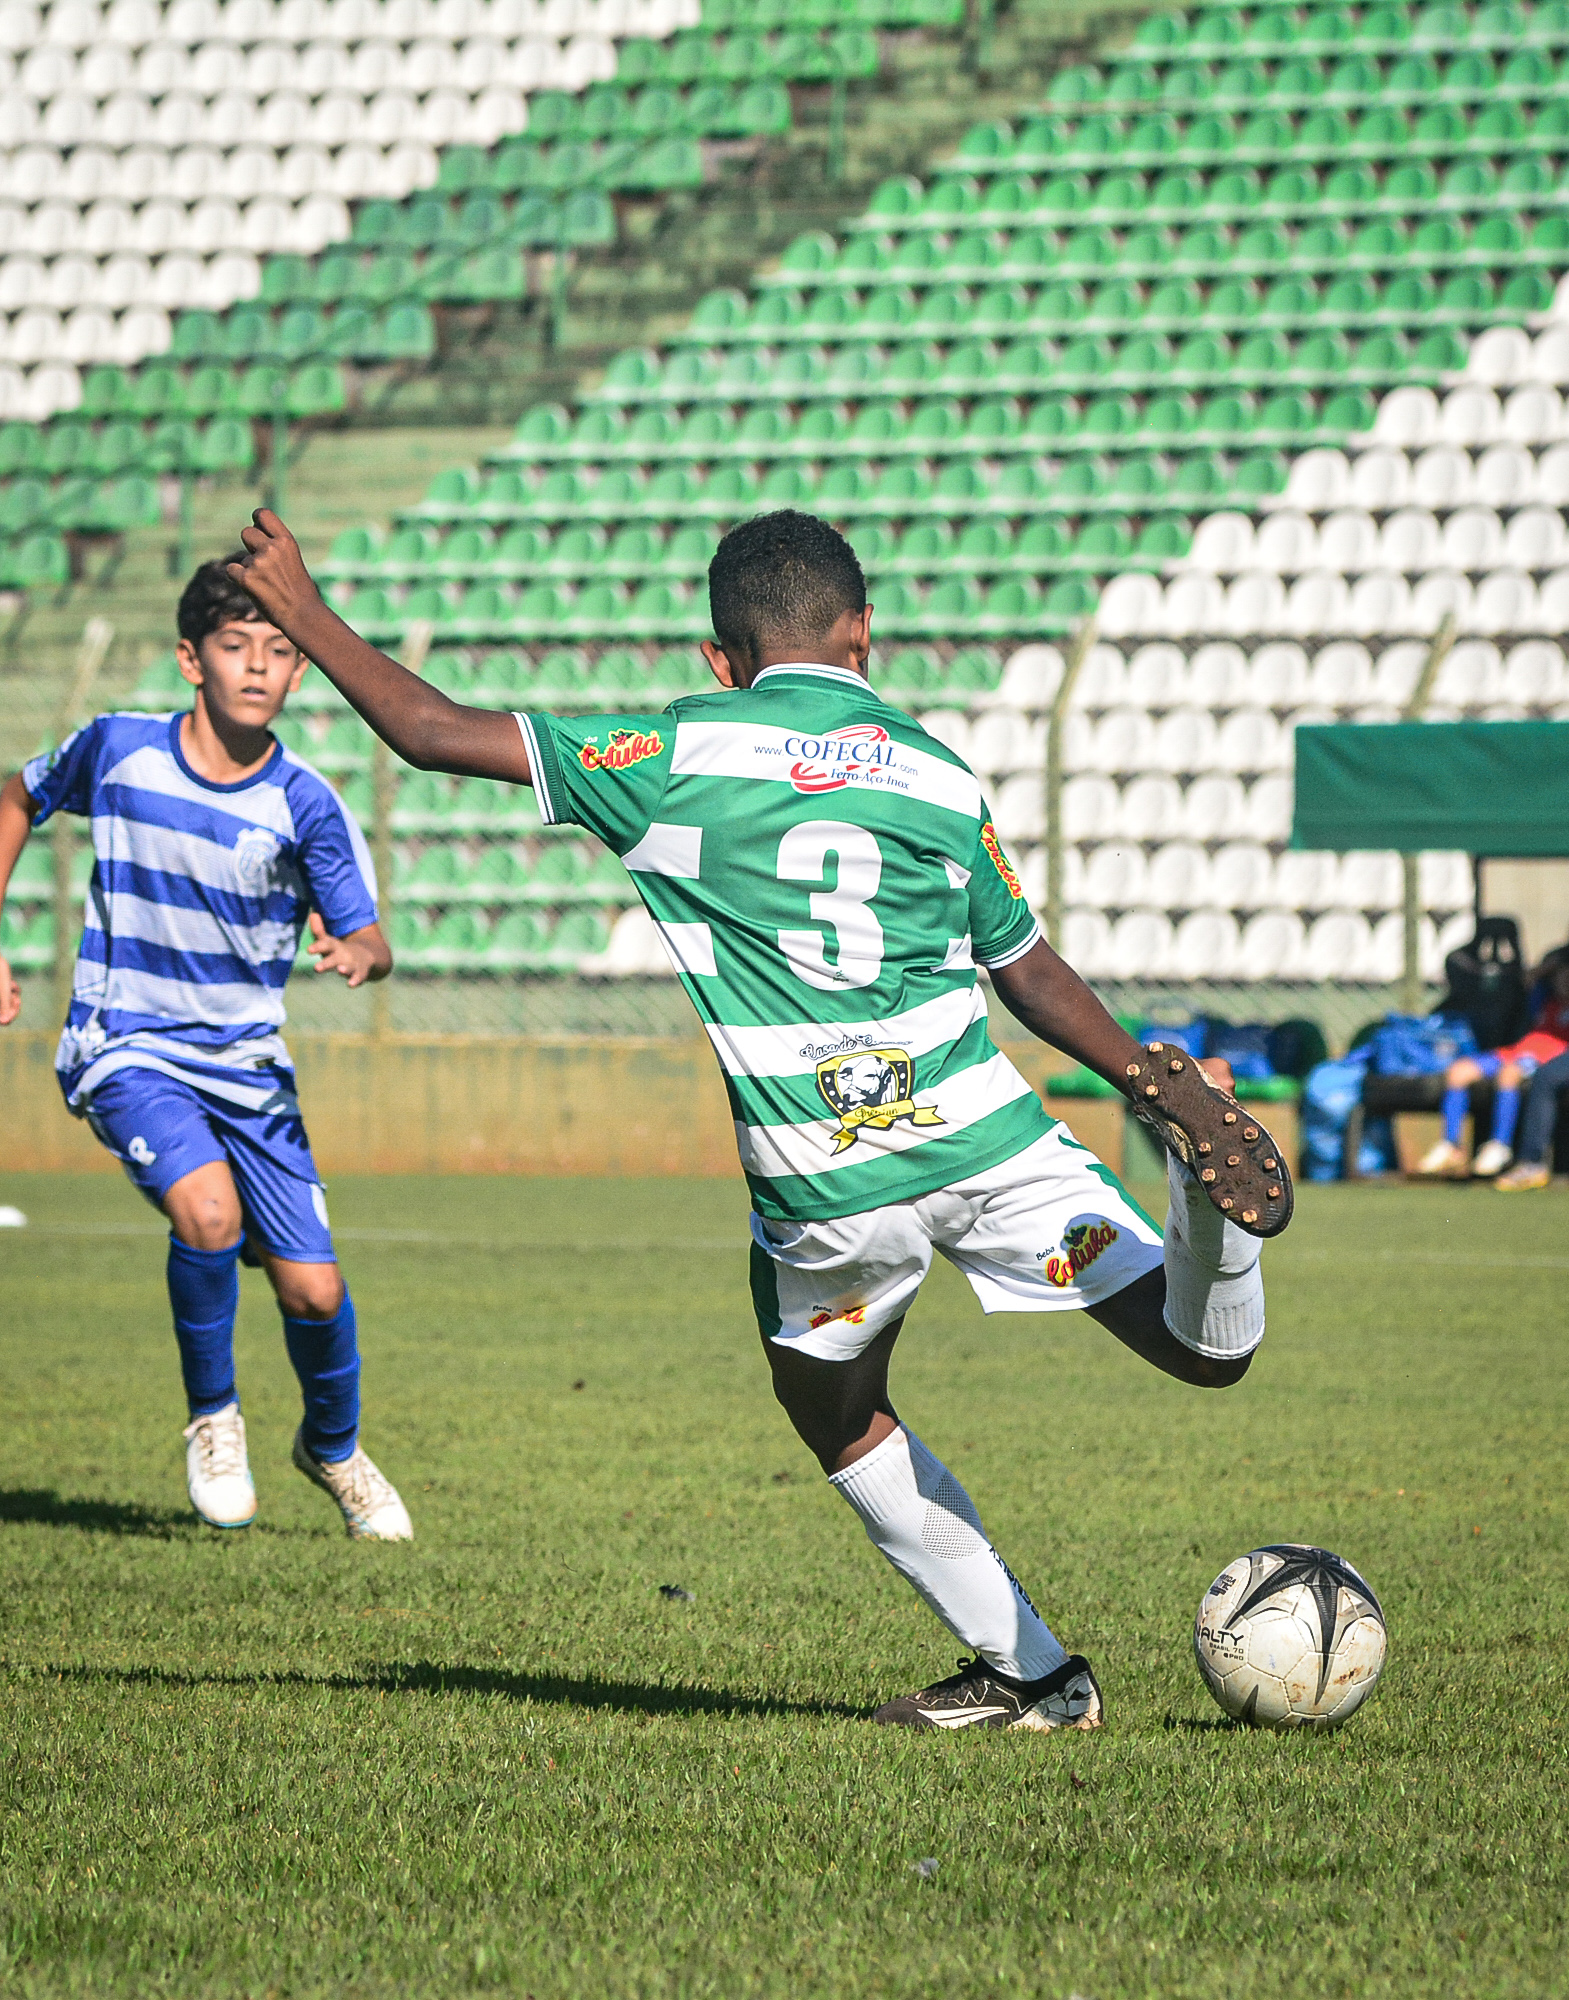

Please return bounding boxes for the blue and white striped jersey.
[22,711,377,1107]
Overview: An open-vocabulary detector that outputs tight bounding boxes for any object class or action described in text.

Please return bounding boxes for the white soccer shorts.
[749,1126,1166,1363]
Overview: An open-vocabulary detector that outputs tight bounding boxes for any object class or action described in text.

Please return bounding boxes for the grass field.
[0,1168,1564,1998]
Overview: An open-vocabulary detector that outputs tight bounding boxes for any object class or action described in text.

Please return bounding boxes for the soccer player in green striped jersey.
[232,508,1285,1735]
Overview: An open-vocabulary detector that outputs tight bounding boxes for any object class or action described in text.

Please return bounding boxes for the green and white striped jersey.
[518,662,1054,1221]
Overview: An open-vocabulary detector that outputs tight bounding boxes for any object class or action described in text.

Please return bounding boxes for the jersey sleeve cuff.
[975,918,1043,971]
[515,713,561,826]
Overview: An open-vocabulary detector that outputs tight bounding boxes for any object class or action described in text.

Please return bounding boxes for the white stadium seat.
[1124,641,1187,709]
[1241,774,1293,842]
[1187,642,1250,707]
[1274,446,1351,511]
[1253,510,1317,574]
[1056,774,1116,843]
[1369,384,1440,449]
[1107,909,1173,980]
[1472,444,1537,510]
[1171,909,1241,980]
[1186,511,1253,574]
[1182,773,1247,841]
[1348,446,1413,510]
[1076,643,1129,706]
[1410,445,1473,509]
[998,644,1063,711]
[1118,774,1184,840]
[1284,569,1350,636]
[1224,570,1286,636]
[1500,384,1563,447]
[1370,640,1425,707]
[1080,842,1149,909]
[1411,569,1472,630]
[1530,323,1569,386]
[1433,639,1502,707]
[1533,569,1569,629]
[1442,507,1506,571]
[1245,641,1310,708]
[1097,569,1161,638]
[1366,912,1412,983]
[1215,708,1286,774]
[1089,705,1156,774]
[1417,854,1470,914]
[1207,840,1271,910]
[1468,323,1533,388]
[1471,572,1539,637]
[1504,508,1567,570]
[969,709,1045,780]
[1238,910,1305,978]
[1273,848,1339,913]
[1378,509,1442,573]
[1428,912,1476,979]
[1306,642,1372,707]
[1158,571,1224,637]
[1153,704,1218,773]
[1502,640,1567,706]
[1335,851,1402,913]
[1317,509,1379,574]
[1439,385,1501,448]
[1148,839,1214,909]
[917,708,970,763]
[1304,911,1372,979]
[1061,908,1112,979]
[995,770,1047,841]
[1348,571,1413,637]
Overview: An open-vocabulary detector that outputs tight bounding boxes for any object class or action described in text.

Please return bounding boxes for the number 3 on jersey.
[777,821,884,991]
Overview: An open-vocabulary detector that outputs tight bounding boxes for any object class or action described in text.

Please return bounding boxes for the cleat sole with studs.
[1121,1044,1294,1239]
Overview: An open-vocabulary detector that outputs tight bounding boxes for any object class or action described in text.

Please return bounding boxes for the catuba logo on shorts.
[785,722,893,795]
[980,820,1024,899]
[1041,1221,1119,1289]
[579,728,663,774]
[809,1305,868,1330]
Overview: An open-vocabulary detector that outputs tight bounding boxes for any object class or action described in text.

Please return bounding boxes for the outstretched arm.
[991,939,1235,1096]
[988,937,1147,1089]
[228,510,531,783]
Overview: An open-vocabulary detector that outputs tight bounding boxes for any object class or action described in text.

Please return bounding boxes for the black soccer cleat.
[1122,1043,1294,1239]
[873,1653,1104,1734]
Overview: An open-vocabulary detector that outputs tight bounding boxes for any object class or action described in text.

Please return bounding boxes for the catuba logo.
[1041,1221,1119,1289]
[980,820,1024,899]
[785,722,893,794]
[579,728,663,774]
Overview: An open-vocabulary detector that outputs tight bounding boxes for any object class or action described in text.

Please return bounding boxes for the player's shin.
[1161,1154,1265,1360]
[167,1234,242,1414]
[281,1291,360,1463]
[830,1425,1067,1681]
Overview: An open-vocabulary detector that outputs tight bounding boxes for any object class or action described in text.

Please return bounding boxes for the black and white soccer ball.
[1194,1544,1387,1729]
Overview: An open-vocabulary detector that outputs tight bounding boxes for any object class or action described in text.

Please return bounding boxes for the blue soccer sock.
[167,1235,242,1416]
[1442,1085,1468,1147]
[282,1290,360,1464]
[1491,1084,1521,1149]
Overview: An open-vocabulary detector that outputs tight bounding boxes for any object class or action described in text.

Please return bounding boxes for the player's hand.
[0,951,20,1026]
[1197,1056,1236,1093]
[306,912,381,987]
[228,509,324,633]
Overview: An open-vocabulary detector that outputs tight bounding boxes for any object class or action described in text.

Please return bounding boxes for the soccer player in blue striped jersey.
[230,507,1294,1732]
[0,559,413,1541]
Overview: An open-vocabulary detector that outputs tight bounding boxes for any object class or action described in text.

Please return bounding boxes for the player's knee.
[272,1264,345,1320]
[1448,1057,1480,1087]
[1498,1063,1523,1089]
[172,1196,243,1251]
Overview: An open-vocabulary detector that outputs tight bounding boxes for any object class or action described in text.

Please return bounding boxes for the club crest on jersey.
[578,728,663,774]
[1039,1220,1119,1289]
[814,1047,946,1154]
[786,722,893,795]
[980,821,1024,899]
[232,826,281,894]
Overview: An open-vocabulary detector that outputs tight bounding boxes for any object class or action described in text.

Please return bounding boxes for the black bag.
[1440,917,1529,1050]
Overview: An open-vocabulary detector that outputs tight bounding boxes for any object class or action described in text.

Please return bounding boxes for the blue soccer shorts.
[84,1064,336,1264]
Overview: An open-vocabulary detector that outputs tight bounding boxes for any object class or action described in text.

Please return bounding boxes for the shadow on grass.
[1161,1712,1243,1733]
[34,1659,867,1722]
[0,1488,196,1538]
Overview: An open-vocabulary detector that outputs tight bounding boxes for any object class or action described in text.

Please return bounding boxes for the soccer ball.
[1193,1543,1387,1729]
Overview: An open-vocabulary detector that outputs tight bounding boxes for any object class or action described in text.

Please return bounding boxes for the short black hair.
[177,556,270,646]
[708,510,866,661]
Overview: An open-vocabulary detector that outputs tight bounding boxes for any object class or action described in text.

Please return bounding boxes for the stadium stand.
[11,0,1567,1004]
[0,0,940,582]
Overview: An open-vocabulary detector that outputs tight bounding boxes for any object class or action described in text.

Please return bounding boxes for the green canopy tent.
[1292,720,1569,1004]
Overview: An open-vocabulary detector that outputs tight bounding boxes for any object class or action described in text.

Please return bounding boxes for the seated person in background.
[1419,947,1569,1178]
[1495,1042,1569,1190]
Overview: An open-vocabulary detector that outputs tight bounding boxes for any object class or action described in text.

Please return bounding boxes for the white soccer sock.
[1162,1153,1266,1359]
[829,1424,1067,1682]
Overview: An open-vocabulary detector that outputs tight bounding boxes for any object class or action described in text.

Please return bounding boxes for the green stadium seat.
[196,416,254,473]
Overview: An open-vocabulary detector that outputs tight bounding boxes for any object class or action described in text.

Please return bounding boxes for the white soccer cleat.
[1416,1139,1467,1176]
[291,1427,413,1541]
[184,1403,258,1529]
[1471,1138,1513,1178]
